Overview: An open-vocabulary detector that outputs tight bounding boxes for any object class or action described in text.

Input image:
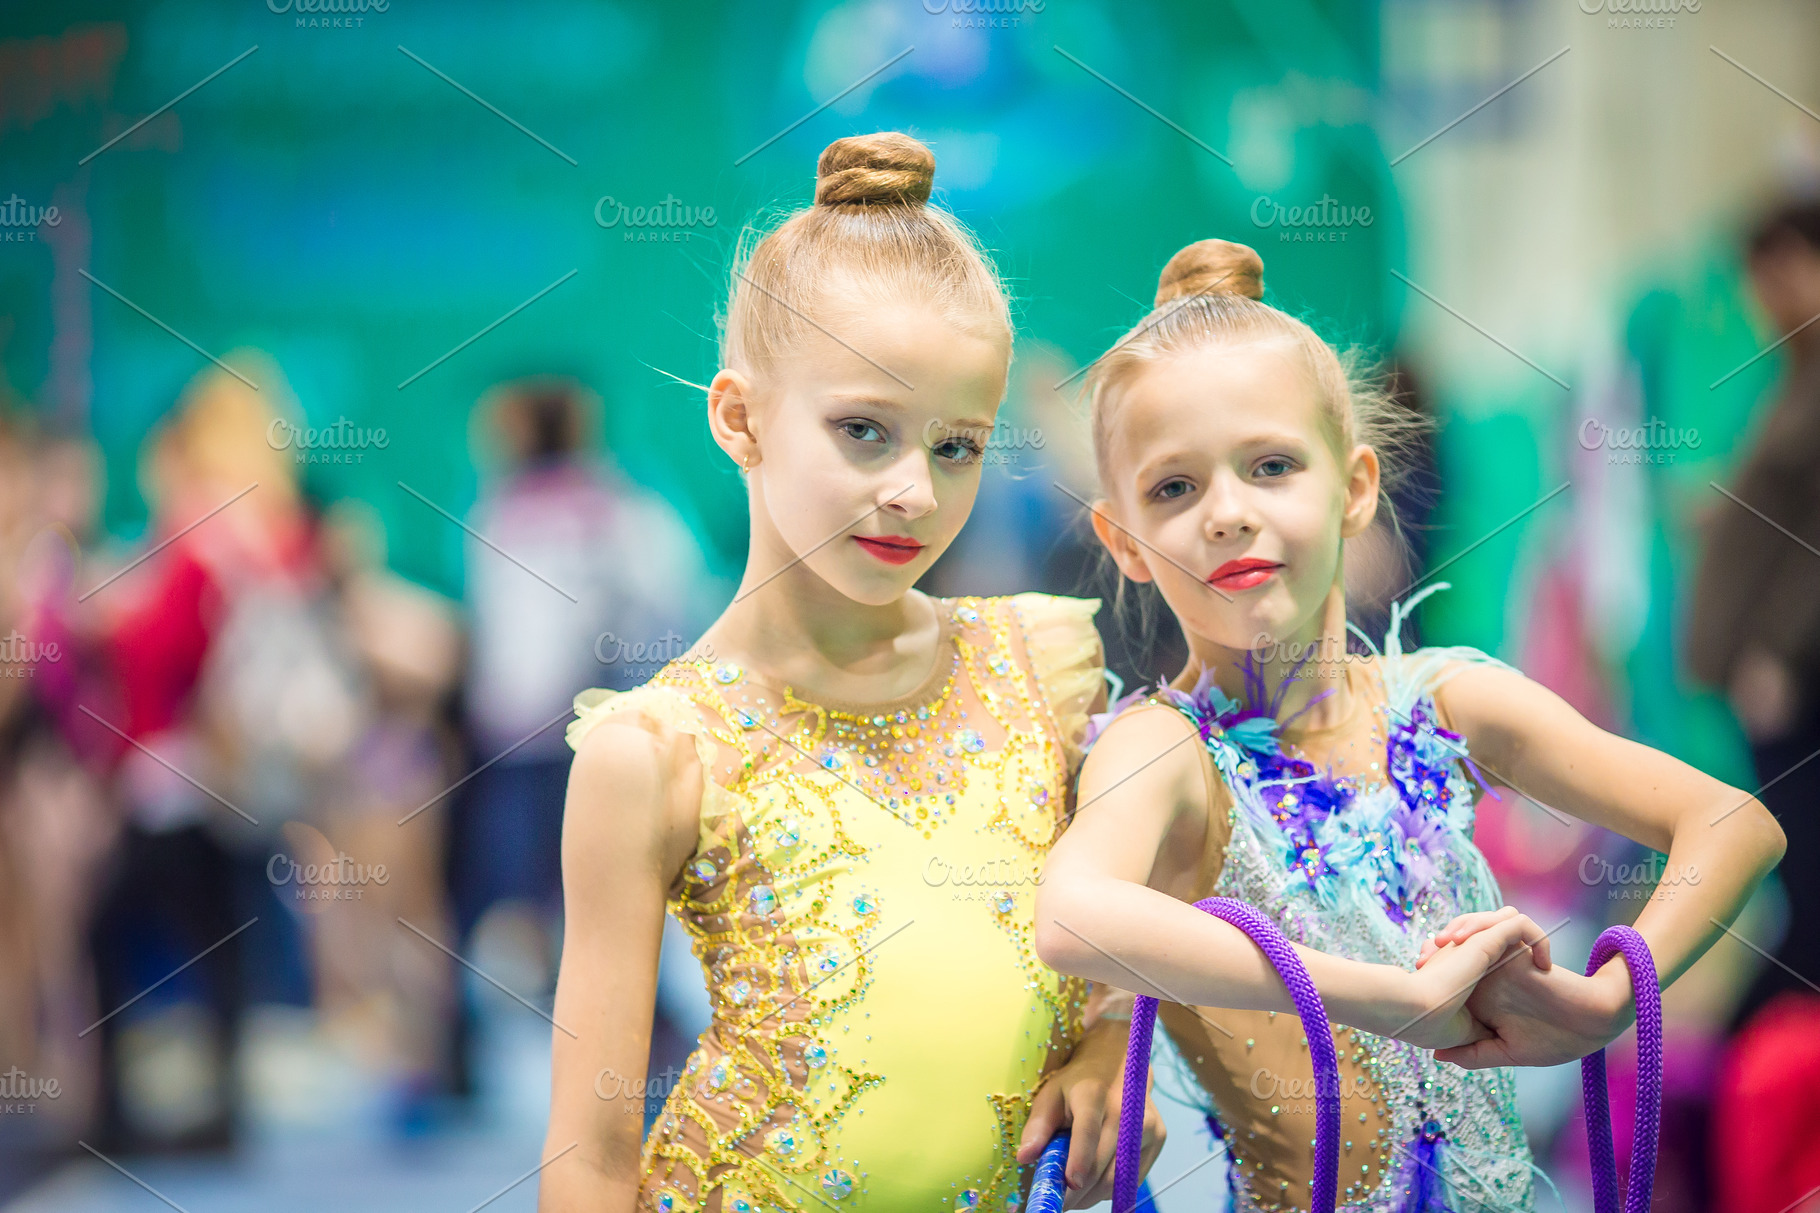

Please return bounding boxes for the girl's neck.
[705,555,944,706]
[1173,585,1358,739]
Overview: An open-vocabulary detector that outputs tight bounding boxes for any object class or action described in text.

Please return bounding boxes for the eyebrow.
[828,393,906,411]
[826,394,996,434]
[1130,433,1310,481]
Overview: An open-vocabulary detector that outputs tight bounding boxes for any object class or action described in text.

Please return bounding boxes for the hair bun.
[1155,239,1264,306]
[815,132,935,208]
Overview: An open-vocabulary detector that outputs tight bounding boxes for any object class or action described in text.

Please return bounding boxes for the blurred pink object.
[1712,993,1820,1213]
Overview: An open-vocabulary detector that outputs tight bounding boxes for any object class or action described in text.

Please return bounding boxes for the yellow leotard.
[567,594,1103,1213]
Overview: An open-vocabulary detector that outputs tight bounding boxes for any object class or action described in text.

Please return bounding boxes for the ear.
[1089,498,1155,584]
[707,368,760,470]
[1339,443,1381,539]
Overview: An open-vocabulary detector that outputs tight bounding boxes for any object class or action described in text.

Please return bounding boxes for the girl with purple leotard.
[1031,238,1785,1211]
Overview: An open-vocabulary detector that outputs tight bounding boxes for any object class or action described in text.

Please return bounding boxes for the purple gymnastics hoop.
[1103,916,1663,1213]
[1582,925,1662,1213]
[1111,897,1341,1213]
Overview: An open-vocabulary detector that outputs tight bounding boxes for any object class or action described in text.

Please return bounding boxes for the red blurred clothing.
[98,505,317,750]
[1713,993,1820,1213]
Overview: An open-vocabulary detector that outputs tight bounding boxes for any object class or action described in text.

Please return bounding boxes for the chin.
[808,554,923,607]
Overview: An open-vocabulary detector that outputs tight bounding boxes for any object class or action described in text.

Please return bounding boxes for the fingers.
[1416,934,1440,967]
[1018,1077,1065,1165]
[1432,906,1552,970]
[1070,1094,1163,1208]
[1468,910,1552,973]
[1434,1035,1516,1070]
[1430,908,1516,950]
[1062,1088,1106,1205]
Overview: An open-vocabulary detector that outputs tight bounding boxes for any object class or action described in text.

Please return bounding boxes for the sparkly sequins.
[597,597,1096,1213]
[1089,615,1535,1211]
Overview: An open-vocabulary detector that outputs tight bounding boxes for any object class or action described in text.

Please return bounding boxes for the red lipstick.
[855,535,925,566]
[1206,557,1282,592]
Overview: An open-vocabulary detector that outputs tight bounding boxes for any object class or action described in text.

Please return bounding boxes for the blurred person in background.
[82,353,350,1152]
[0,425,119,1168]
[1687,200,1820,1211]
[291,498,463,1135]
[455,377,716,1008]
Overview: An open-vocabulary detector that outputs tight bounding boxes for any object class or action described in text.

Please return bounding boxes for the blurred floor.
[5,1130,549,1213]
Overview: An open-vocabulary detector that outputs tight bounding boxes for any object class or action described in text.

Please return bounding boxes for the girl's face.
[1093,341,1378,651]
[720,301,1009,606]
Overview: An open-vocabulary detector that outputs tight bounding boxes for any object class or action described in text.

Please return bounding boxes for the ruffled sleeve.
[567,683,737,838]
[1009,593,1105,775]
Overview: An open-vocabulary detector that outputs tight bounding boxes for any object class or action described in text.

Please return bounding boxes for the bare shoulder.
[565,709,703,886]
[1427,657,1564,765]
[1078,701,1217,819]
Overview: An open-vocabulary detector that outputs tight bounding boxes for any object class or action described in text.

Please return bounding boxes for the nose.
[1200,473,1256,542]
[878,451,938,521]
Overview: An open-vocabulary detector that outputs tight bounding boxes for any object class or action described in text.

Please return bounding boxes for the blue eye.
[934,437,984,465]
[1153,477,1192,500]
[839,420,886,444]
[1256,457,1295,478]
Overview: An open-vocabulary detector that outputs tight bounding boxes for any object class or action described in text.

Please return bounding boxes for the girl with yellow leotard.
[538,133,1162,1213]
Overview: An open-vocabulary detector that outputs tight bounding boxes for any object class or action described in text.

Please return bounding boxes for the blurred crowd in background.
[0,366,720,1178]
[4,2,1820,1210]
[1,201,1817,1208]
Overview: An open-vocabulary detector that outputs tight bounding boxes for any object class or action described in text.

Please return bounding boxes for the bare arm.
[1035,705,1548,1047]
[1426,662,1787,1067]
[538,719,702,1212]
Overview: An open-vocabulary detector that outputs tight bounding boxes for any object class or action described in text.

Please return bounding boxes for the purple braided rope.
[1112,897,1341,1213]
[1582,925,1662,1213]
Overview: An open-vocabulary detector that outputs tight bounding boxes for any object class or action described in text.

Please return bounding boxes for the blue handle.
[1026,1132,1154,1213]
[1027,1131,1071,1213]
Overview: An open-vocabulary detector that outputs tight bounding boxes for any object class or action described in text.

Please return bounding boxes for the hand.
[1419,909,1632,1069]
[1015,1019,1165,1208]
[1393,907,1552,1050]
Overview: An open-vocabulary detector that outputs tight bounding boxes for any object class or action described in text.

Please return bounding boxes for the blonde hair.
[1086,239,1423,499]
[721,133,1011,377]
